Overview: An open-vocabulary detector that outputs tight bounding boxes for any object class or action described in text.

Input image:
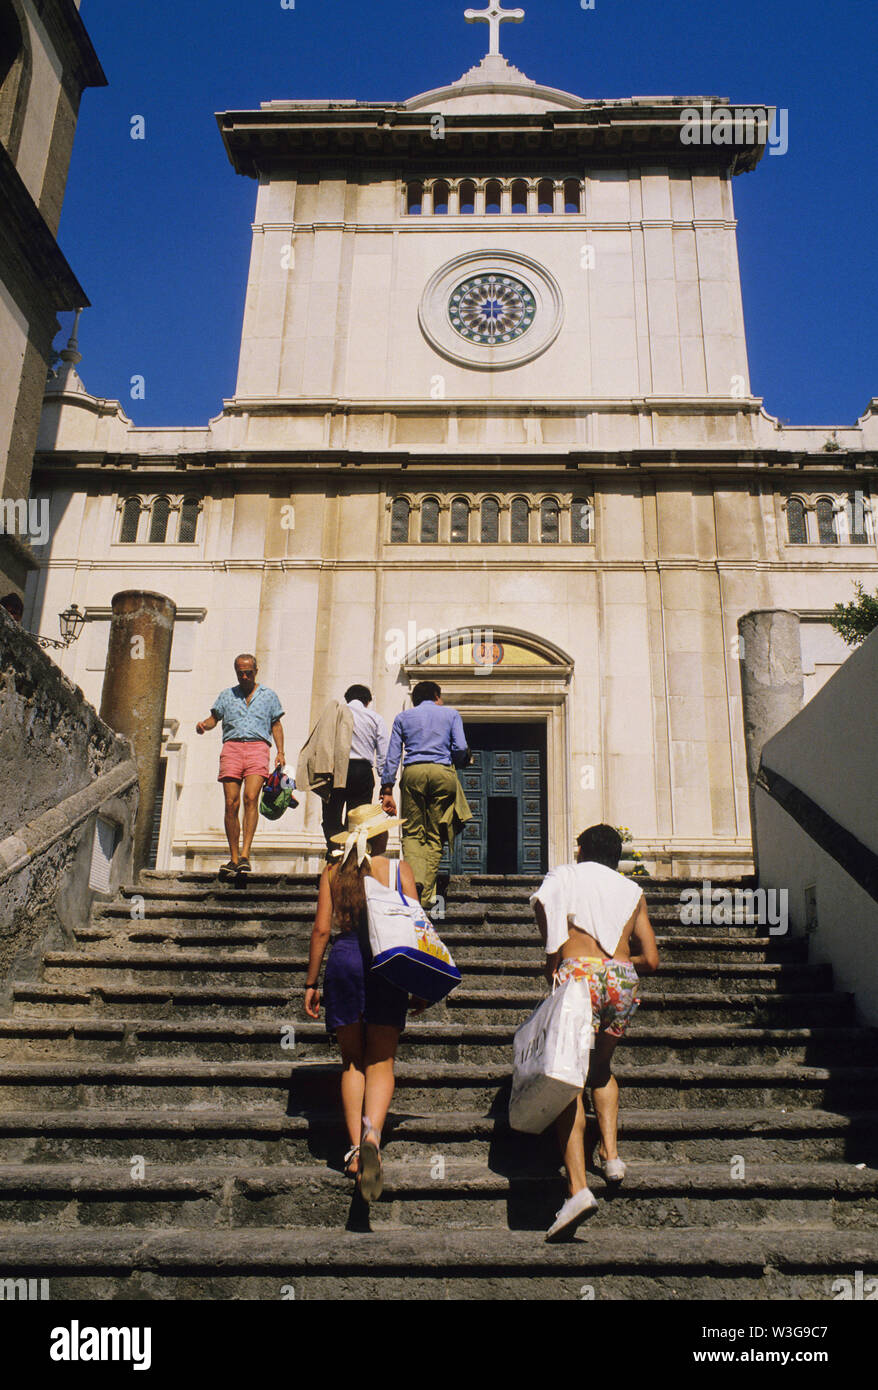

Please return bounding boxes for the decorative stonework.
[448,274,536,344]
[418,249,563,370]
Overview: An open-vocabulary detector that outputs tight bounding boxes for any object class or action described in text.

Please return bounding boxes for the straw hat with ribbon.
[330,803,402,867]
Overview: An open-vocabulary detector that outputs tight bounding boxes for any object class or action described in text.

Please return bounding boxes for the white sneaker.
[546,1187,598,1240]
[600,1157,626,1184]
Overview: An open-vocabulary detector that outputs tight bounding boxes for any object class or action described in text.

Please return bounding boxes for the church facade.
[28,19,878,878]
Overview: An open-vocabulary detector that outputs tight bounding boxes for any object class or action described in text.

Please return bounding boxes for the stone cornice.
[32,0,107,91]
[0,143,87,315]
[217,101,768,178]
[31,450,878,482]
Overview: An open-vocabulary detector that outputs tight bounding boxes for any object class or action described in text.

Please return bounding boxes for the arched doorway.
[401,625,573,875]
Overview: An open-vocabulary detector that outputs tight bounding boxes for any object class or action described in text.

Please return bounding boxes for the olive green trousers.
[399,762,470,910]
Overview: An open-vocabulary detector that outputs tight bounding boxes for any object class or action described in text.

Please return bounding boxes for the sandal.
[343,1144,360,1178]
[358,1116,383,1202]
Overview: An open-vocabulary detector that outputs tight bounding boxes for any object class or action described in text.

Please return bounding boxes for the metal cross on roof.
[464,0,525,58]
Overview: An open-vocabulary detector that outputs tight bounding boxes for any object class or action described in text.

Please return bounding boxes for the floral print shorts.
[555,957,641,1041]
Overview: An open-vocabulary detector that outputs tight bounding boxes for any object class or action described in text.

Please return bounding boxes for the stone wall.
[754,627,878,1024]
[0,607,138,998]
[0,606,129,838]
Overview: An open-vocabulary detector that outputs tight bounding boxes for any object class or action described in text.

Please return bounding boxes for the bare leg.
[555,1091,588,1197]
[588,1032,620,1162]
[221,780,242,863]
[335,1022,366,1168]
[240,773,264,858]
[362,1023,401,1139]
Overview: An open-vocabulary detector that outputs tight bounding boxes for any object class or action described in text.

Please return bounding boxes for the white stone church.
[27,7,878,879]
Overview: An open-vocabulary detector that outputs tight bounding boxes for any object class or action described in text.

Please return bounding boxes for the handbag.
[508,975,593,1134]
[365,865,461,1005]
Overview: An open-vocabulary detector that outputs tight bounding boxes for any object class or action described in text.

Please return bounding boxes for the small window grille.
[149,496,170,544]
[450,498,469,543]
[510,498,529,543]
[119,497,140,543]
[540,498,560,543]
[815,498,837,545]
[847,493,868,544]
[481,498,499,543]
[420,498,439,544]
[178,498,199,543]
[786,498,807,545]
[571,499,592,544]
[391,497,410,543]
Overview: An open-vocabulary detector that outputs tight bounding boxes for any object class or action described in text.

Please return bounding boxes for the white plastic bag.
[509,976,593,1134]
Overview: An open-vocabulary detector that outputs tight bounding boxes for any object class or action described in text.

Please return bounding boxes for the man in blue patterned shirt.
[196,654,285,879]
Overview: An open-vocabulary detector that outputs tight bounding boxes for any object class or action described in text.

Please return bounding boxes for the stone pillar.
[737,609,804,868]
[99,591,176,878]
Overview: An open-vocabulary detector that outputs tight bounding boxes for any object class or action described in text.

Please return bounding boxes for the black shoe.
[237,857,252,875]
[218,861,237,882]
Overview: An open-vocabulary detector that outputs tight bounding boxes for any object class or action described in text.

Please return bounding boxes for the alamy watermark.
[679,880,788,934]
[0,498,49,546]
[0,1275,49,1300]
[680,102,788,157]
[384,622,498,674]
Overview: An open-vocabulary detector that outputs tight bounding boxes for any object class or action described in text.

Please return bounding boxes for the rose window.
[448,275,536,345]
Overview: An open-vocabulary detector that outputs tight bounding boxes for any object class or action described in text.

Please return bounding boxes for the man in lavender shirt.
[379,681,470,910]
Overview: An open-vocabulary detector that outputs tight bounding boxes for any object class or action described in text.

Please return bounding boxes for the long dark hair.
[330,851,368,934]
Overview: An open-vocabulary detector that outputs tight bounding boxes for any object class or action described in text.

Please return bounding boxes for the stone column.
[737,609,803,868]
[99,591,176,878]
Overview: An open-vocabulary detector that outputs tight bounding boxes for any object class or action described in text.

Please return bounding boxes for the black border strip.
[757,762,878,904]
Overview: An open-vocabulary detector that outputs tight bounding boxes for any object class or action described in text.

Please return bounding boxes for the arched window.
[432,181,449,215]
[149,496,170,544]
[178,497,200,544]
[450,497,469,543]
[537,179,554,213]
[420,497,440,544]
[481,497,499,543]
[458,180,476,214]
[571,498,592,543]
[510,497,529,543]
[564,179,581,213]
[815,498,837,545]
[406,182,423,215]
[119,496,141,544]
[540,497,560,543]
[485,179,502,214]
[847,492,868,544]
[786,498,807,545]
[390,496,410,543]
[510,179,528,214]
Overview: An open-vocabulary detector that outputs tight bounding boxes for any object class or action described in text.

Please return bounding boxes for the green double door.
[440,723,547,877]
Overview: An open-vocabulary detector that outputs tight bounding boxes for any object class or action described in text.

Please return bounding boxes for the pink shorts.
[218,740,271,782]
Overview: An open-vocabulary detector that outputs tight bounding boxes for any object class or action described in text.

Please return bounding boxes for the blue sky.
[57,0,877,428]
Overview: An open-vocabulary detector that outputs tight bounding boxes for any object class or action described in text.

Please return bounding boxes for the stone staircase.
[0,871,877,1299]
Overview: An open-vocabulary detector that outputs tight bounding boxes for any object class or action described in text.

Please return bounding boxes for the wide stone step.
[1,1018,874,1067]
[0,1160,874,1232]
[0,1225,872,1300]
[76,923,800,963]
[11,983,854,1028]
[1,1106,874,1166]
[37,950,831,995]
[0,1059,875,1111]
[97,901,768,933]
